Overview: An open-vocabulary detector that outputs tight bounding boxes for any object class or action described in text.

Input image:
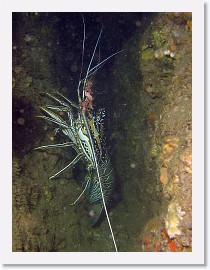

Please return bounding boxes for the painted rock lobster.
[35,16,123,251]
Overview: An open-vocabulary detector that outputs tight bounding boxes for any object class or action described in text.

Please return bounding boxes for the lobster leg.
[34,142,75,150]
[49,153,84,179]
[70,177,90,206]
[46,92,79,109]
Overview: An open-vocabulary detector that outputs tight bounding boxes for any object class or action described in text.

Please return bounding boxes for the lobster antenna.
[80,17,118,252]
[80,49,124,84]
[88,49,124,75]
[77,14,86,103]
[81,111,118,252]
[82,25,103,100]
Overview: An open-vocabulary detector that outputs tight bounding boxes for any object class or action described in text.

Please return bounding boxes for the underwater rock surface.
[108,12,192,252]
[12,12,192,252]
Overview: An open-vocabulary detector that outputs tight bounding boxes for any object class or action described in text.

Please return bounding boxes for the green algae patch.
[141,48,154,60]
[151,30,167,48]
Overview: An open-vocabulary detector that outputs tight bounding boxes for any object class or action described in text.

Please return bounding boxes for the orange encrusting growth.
[160,175,167,185]
[169,242,177,252]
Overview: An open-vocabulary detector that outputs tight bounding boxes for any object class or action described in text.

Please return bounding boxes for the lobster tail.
[84,157,115,226]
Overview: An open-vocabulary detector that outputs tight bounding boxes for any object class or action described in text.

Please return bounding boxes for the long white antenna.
[82,26,103,100]
[80,15,118,252]
[77,14,86,103]
[81,111,118,252]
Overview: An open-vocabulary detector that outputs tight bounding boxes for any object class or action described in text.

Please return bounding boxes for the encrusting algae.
[165,202,185,239]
